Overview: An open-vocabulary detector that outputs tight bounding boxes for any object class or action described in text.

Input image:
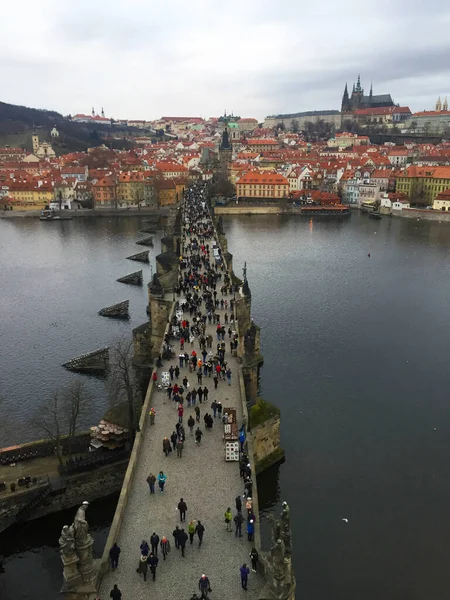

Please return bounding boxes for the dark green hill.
[0,101,151,154]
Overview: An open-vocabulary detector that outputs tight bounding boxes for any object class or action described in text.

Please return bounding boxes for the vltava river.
[2,212,450,600]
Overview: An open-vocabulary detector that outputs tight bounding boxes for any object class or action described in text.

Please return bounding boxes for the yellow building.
[236,172,289,199]
[157,180,177,206]
[396,166,450,205]
[6,181,53,209]
[117,172,144,205]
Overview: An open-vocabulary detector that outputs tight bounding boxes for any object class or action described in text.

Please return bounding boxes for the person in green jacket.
[188,520,196,545]
[224,507,232,532]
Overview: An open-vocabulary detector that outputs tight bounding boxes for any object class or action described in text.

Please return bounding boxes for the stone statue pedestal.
[61,554,83,591]
[76,539,96,585]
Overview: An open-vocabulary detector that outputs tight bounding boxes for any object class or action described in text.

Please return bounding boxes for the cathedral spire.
[341,83,350,113]
[92,106,95,117]
[370,82,373,97]
[436,97,442,111]
[444,97,448,111]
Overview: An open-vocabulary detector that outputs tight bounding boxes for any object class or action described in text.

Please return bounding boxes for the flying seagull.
[342,518,349,523]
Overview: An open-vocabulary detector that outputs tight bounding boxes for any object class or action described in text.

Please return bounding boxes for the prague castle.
[341,75,394,113]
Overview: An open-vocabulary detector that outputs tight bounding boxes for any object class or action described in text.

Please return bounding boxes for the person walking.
[195,427,203,444]
[226,368,232,385]
[195,405,200,423]
[173,525,181,549]
[163,437,171,457]
[170,431,178,451]
[211,400,217,418]
[160,536,171,560]
[109,542,121,571]
[224,507,233,532]
[234,511,244,537]
[167,384,173,400]
[236,495,242,512]
[149,407,156,425]
[136,554,148,582]
[198,574,211,599]
[147,473,156,494]
[140,540,150,557]
[158,471,166,493]
[150,532,159,556]
[213,375,218,389]
[247,519,254,542]
[188,519,196,544]
[240,563,250,590]
[198,387,204,403]
[195,520,205,547]
[216,401,223,419]
[203,386,209,402]
[178,498,188,522]
[147,553,159,581]
[188,415,195,435]
[250,547,259,572]
[178,528,188,557]
[178,403,184,423]
[110,584,122,600]
[176,438,184,458]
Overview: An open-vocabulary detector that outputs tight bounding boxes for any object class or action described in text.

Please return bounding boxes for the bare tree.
[107,336,138,435]
[34,381,92,464]
[34,391,64,465]
[65,381,92,457]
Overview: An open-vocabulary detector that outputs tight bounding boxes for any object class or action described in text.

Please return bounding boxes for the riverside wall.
[0,207,169,219]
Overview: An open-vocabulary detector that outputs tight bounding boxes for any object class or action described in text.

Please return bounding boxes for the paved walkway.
[100,217,264,599]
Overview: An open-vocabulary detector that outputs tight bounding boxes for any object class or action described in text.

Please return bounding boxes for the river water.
[2,213,450,599]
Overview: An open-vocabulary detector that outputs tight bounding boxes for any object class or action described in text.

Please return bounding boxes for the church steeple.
[436,97,442,111]
[444,97,448,111]
[341,83,350,113]
[101,107,105,118]
[369,82,373,97]
[356,74,362,92]
[92,106,95,117]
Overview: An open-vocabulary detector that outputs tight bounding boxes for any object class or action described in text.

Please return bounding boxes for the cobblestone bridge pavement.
[100,230,264,599]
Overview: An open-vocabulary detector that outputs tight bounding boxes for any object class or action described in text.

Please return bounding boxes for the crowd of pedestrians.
[107,184,260,600]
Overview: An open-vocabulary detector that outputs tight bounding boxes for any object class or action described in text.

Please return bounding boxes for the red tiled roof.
[236,172,288,185]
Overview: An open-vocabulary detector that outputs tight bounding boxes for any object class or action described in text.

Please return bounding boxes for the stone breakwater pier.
[60,184,293,600]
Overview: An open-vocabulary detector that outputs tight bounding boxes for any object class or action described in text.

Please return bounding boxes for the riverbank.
[215,203,349,216]
[0,207,170,219]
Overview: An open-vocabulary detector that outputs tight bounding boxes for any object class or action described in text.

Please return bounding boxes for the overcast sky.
[1,0,449,121]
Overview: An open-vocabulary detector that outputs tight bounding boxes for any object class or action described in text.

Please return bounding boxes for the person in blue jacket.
[240,563,250,590]
[247,519,254,542]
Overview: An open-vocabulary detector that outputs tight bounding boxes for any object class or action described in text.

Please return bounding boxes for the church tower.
[436,97,442,111]
[341,83,351,113]
[32,133,39,155]
[444,97,448,111]
[101,107,105,118]
[92,107,95,117]
[219,126,232,167]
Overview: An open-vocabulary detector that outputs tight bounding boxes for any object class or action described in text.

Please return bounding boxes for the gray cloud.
[0,0,449,119]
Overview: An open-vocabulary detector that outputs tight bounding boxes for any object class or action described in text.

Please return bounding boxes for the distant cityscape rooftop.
[267,110,340,119]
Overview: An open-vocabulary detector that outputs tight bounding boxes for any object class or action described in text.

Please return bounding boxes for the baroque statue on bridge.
[59,501,96,593]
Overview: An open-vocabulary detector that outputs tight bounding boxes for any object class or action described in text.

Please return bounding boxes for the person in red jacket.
[178,403,184,423]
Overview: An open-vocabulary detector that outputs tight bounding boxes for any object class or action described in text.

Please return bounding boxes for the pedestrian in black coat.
[195,520,205,547]
[109,542,121,570]
[178,529,188,557]
[147,553,159,581]
[150,532,159,556]
[173,525,181,549]
[178,498,188,522]
[170,431,178,451]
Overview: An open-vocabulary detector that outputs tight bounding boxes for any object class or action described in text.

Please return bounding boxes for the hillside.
[0,101,151,154]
